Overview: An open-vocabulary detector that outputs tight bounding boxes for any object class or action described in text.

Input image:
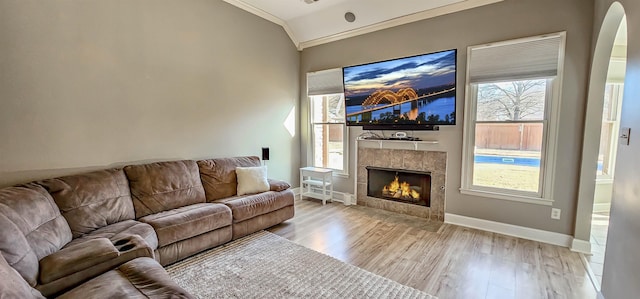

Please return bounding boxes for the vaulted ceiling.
[223,0,503,50]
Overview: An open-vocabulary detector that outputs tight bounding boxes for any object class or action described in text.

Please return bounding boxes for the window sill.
[595,177,614,184]
[459,188,554,206]
[333,172,349,179]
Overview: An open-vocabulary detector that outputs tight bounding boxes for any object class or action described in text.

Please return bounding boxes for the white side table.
[300,167,333,205]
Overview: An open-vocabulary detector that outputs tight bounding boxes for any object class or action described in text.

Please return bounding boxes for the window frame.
[597,83,624,181]
[309,93,349,175]
[460,33,566,206]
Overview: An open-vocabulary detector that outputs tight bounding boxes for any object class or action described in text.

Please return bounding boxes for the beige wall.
[300,0,593,235]
[0,0,300,187]
[591,1,640,298]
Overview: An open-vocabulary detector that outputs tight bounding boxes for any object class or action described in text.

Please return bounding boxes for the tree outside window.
[476,80,546,121]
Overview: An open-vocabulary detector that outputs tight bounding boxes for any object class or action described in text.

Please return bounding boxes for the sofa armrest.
[268,179,291,192]
[36,235,155,297]
[39,238,118,285]
[56,257,194,299]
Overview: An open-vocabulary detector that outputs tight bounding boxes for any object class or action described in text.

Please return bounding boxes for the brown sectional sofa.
[0,156,294,298]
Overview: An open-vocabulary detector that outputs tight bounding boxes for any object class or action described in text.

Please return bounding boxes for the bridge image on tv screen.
[343,49,456,127]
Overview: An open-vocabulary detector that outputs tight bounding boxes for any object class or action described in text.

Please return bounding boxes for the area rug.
[166,231,437,299]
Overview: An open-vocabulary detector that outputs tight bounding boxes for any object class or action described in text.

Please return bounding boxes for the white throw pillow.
[236,166,270,196]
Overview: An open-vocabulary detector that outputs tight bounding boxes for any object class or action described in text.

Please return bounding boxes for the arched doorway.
[573,1,627,291]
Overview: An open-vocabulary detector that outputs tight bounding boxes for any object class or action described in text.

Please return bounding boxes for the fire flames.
[382,175,420,200]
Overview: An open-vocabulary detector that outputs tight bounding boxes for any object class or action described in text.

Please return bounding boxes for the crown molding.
[222,0,300,48]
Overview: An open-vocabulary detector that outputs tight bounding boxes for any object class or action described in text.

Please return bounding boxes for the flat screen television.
[343,49,457,130]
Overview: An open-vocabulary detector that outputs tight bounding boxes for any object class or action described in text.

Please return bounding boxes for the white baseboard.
[593,203,611,213]
[334,191,356,205]
[292,187,301,197]
[330,191,345,204]
[570,238,592,254]
[445,213,572,247]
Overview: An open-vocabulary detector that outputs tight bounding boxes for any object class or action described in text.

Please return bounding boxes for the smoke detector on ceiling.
[344,12,356,22]
[303,0,319,4]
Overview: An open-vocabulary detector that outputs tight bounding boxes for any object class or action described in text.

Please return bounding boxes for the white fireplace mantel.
[356,138,439,151]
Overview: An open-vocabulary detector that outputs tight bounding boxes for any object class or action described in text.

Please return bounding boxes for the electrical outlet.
[551,208,561,220]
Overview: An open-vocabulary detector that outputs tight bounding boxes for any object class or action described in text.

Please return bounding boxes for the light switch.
[619,127,631,145]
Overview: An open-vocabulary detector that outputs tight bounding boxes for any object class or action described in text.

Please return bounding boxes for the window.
[461,33,565,204]
[307,69,348,174]
[597,83,623,178]
[473,79,548,193]
[310,94,347,172]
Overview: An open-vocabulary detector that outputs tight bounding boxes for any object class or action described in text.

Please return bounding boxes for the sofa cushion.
[139,203,232,247]
[124,160,206,218]
[0,184,72,286]
[268,178,291,192]
[0,252,45,299]
[155,227,232,266]
[217,190,295,222]
[0,213,39,287]
[38,169,135,238]
[66,220,158,251]
[197,156,261,201]
[232,205,295,240]
[39,238,119,285]
[236,166,270,196]
[56,257,194,299]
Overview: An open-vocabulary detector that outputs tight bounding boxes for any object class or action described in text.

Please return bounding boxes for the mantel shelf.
[356,138,438,150]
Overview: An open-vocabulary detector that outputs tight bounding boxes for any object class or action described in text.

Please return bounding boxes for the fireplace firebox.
[366,166,431,207]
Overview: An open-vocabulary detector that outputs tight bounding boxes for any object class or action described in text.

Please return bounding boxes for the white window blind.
[307,68,343,96]
[468,34,563,83]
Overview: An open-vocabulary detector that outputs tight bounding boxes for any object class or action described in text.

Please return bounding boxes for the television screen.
[343,49,456,129]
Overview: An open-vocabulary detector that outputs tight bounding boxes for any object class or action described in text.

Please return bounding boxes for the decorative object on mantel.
[166,231,437,299]
[356,131,440,149]
[357,131,428,141]
[357,137,439,151]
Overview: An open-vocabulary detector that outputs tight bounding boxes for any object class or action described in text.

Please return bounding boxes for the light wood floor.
[268,199,597,299]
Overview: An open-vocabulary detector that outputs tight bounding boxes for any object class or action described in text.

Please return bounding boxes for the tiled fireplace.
[357,147,446,221]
